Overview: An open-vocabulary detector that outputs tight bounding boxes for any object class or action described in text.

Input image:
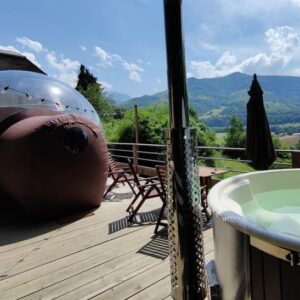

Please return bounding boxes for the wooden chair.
[103,154,136,198]
[126,160,165,226]
[154,165,168,234]
[156,164,211,221]
[200,185,211,220]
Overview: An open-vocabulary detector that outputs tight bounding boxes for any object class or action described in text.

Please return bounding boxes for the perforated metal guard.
[166,128,207,299]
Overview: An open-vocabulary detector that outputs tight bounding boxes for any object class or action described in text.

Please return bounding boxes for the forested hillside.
[125,72,300,134]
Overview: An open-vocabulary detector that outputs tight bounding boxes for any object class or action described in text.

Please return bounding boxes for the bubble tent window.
[0,70,101,126]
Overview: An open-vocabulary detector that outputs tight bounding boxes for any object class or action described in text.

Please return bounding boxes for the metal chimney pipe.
[163,0,207,299]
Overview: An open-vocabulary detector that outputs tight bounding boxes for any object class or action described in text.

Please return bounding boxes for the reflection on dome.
[0,70,101,125]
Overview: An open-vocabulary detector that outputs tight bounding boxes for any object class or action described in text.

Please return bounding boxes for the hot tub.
[208,169,300,300]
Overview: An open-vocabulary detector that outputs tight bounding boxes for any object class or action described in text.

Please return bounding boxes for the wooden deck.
[0,180,214,300]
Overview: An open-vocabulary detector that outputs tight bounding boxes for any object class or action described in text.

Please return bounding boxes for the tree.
[272,134,289,160]
[223,115,245,159]
[104,103,216,166]
[76,64,97,91]
[75,65,117,123]
[77,83,116,123]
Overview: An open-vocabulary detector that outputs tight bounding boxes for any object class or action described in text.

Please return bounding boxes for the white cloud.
[80,45,87,51]
[95,45,144,82]
[98,80,112,90]
[16,36,44,52]
[22,52,42,68]
[95,46,121,66]
[0,45,20,53]
[265,26,299,64]
[198,42,218,51]
[216,51,237,67]
[46,52,80,87]
[122,62,144,82]
[129,71,142,82]
[191,51,239,78]
[0,45,41,68]
[292,0,300,7]
[189,26,300,78]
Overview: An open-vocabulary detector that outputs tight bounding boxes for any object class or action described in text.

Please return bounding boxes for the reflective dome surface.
[0,70,101,126]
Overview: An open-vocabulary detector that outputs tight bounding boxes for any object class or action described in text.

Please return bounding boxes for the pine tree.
[76,64,97,91]
[76,64,116,122]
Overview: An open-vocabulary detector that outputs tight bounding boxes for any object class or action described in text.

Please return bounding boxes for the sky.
[1,0,300,97]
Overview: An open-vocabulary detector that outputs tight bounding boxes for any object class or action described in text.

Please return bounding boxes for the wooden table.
[197,166,228,220]
[198,166,228,190]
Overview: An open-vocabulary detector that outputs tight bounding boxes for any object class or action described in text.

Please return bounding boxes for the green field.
[215,133,298,148]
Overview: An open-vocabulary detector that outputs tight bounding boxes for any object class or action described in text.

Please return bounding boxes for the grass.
[215,133,226,146]
[214,159,255,179]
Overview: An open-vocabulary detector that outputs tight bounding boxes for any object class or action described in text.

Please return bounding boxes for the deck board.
[0,180,214,300]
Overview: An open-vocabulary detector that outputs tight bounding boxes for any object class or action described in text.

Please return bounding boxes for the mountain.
[108,91,131,104]
[124,72,300,134]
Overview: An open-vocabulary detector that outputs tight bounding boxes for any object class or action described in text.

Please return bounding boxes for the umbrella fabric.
[246,74,276,170]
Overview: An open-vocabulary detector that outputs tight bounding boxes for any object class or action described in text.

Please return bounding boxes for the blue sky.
[1,0,300,97]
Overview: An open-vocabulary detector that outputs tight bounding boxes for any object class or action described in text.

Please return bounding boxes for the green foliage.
[105,103,215,145]
[294,141,300,150]
[104,104,168,144]
[124,73,300,134]
[223,115,245,159]
[272,134,289,160]
[104,104,216,166]
[77,83,116,123]
[76,65,118,123]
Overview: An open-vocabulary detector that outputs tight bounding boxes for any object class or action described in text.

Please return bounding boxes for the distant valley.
[123,72,300,134]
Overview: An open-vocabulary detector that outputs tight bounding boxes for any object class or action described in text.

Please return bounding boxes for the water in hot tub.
[241,188,300,237]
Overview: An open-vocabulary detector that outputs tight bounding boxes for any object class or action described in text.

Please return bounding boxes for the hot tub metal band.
[166,128,207,299]
[163,0,207,298]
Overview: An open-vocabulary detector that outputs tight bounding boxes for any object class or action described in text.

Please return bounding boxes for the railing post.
[132,143,138,170]
[292,151,300,168]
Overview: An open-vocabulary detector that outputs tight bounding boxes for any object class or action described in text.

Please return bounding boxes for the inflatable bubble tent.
[0,70,101,126]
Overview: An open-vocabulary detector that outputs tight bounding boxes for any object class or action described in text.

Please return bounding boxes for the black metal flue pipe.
[163,0,207,299]
[164,0,189,129]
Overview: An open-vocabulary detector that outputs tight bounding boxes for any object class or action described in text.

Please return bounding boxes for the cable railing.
[107,142,300,176]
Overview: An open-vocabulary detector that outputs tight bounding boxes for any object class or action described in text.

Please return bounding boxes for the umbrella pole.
[163,0,207,299]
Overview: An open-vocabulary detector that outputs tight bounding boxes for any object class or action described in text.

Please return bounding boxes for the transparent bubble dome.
[0,70,101,126]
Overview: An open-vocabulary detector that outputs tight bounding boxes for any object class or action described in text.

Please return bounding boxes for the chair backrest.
[127,159,142,188]
[156,165,167,196]
[107,152,119,180]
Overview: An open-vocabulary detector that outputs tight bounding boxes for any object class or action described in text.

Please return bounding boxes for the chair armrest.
[110,170,131,175]
[140,182,162,188]
[138,176,159,182]
[200,185,207,191]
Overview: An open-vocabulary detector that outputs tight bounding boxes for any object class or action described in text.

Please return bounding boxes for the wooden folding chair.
[200,185,211,220]
[154,165,168,234]
[126,159,164,224]
[103,154,136,198]
[156,164,210,222]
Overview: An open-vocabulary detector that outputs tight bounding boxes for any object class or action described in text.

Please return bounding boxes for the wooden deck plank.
[90,260,170,300]
[0,200,162,277]
[18,253,160,299]
[0,180,215,300]
[128,275,171,300]
[0,226,156,293]
[0,195,160,252]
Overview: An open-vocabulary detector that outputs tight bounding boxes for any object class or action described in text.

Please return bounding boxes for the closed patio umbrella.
[246,74,276,170]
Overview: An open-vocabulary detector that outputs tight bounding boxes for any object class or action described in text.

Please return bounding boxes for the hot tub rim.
[208,168,300,252]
